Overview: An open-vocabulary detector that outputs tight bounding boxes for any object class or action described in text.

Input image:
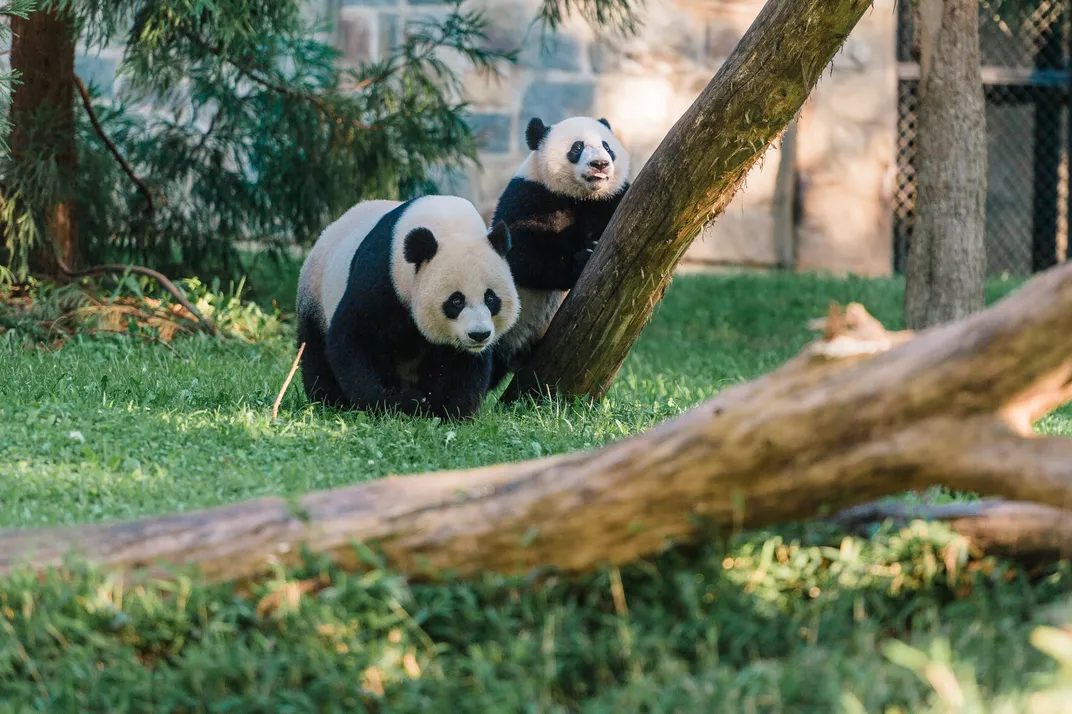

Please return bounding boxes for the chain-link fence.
[893,0,1070,277]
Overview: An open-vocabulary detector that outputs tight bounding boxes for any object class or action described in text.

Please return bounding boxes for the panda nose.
[467,330,491,343]
[589,159,610,171]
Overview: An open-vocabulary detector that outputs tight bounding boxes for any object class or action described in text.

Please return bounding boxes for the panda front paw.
[571,241,598,284]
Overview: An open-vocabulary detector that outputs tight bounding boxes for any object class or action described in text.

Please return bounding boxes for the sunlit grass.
[0,270,1070,711]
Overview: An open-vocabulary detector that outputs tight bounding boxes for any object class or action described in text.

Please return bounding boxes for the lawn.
[0,270,1070,711]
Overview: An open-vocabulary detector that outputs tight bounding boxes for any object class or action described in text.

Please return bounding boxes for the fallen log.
[832,499,1072,562]
[3,262,1072,584]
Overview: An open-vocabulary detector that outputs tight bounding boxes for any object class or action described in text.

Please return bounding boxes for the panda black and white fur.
[488,115,631,388]
[296,196,520,420]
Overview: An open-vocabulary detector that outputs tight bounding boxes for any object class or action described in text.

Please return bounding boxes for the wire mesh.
[893,0,1070,276]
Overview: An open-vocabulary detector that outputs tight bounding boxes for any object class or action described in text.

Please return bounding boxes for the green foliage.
[537,0,644,37]
[1,0,513,280]
[0,270,285,347]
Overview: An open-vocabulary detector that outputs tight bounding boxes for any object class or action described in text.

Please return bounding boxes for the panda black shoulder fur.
[488,115,631,388]
[296,195,520,420]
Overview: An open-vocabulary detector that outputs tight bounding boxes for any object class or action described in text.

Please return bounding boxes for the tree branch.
[73,74,155,218]
[505,0,877,402]
[3,260,1072,584]
[179,30,376,131]
[57,260,222,339]
[831,499,1072,561]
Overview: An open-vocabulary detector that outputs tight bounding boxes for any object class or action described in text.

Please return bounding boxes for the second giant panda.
[296,196,520,420]
[488,115,631,389]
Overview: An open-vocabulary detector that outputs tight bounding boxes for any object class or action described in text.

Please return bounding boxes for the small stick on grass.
[273,342,305,420]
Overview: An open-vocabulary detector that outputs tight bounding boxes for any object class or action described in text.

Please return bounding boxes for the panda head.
[392,196,520,354]
[523,116,630,201]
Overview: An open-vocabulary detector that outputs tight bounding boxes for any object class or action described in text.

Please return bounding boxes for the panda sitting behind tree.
[296,196,520,420]
[488,115,631,389]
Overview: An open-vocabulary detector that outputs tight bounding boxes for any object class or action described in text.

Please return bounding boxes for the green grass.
[1,271,1071,711]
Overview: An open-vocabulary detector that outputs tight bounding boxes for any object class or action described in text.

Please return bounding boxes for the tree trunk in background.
[903,0,987,329]
[9,7,79,273]
[772,119,799,269]
[504,0,877,403]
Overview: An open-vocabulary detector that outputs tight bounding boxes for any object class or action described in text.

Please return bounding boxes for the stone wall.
[58,0,899,276]
[333,0,898,276]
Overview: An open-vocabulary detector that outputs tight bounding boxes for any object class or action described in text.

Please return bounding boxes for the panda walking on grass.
[296,196,520,420]
[489,115,632,389]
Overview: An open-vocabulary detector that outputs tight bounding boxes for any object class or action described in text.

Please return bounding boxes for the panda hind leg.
[297,313,348,408]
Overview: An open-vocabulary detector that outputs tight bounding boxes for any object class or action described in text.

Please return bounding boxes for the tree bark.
[903,0,987,329]
[831,499,1072,562]
[504,0,876,402]
[4,261,1072,585]
[9,6,80,273]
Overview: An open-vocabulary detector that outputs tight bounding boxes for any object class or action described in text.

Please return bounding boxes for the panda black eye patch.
[442,291,466,320]
[602,141,616,162]
[567,141,585,164]
[484,289,501,316]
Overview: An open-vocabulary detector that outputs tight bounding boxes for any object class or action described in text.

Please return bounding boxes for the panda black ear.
[525,117,549,151]
[403,227,438,270]
[488,220,511,257]
[598,117,612,131]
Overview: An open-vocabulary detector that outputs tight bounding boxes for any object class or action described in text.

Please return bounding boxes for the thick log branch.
[832,500,1072,561]
[2,262,1072,584]
[505,0,876,401]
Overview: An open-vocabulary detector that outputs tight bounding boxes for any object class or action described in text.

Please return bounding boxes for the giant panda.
[488,115,631,389]
[296,195,520,420]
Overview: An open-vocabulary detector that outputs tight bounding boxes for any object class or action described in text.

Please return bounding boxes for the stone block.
[467,113,512,154]
[468,154,522,218]
[518,81,595,144]
[587,41,617,74]
[703,23,744,63]
[519,32,581,72]
[590,7,705,76]
[338,13,373,64]
[462,67,519,110]
[379,13,400,58]
[687,196,779,267]
[594,76,686,149]
[477,0,528,53]
[428,166,474,201]
[75,55,117,97]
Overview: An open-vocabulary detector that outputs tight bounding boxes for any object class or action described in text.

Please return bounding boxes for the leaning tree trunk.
[4,261,1072,584]
[903,0,987,329]
[9,6,80,274]
[504,0,876,402]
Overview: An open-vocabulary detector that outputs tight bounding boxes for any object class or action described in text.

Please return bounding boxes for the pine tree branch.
[179,29,376,131]
[73,74,155,219]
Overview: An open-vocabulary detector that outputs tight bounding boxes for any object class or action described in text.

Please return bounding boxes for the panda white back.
[298,199,401,332]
